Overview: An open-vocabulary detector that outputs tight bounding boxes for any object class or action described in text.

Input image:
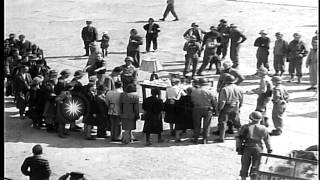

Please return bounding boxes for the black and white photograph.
[4,0,318,179]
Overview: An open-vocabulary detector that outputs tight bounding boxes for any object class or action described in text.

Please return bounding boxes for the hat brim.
[249,114,261,121]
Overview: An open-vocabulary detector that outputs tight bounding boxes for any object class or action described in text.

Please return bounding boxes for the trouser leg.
[295,60,302,77]
[169,5,178,19]
[197,53,210,74]
[192,108,202,139]
[146,37,152,52]
[222,42,228,58]
[250,147,262,177]
[240,148,252,178]
[146,133,151,142]
[183,55,192,75]
[162,5,170,19]
[202,109,213,139]
[256,52,263,69]
[272,104,286,132]
[84,41,90,55]
[288,59,295,76]
[153,37,158,50]
[192,56,199,77]
[230,44,240,68]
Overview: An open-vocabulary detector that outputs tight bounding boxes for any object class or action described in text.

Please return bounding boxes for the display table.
[139,79,171,100]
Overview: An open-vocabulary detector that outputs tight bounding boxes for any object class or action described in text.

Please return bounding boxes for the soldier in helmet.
[217,19,230,60]
[217,59,244,93]
[58,172,88,180]
[183,35,202,78]
[81,20,98,56]
[254,30,271,71]
[237,111,272,180]
[190,78,217,144]
[215,74,243,143]
[270,76,289,136]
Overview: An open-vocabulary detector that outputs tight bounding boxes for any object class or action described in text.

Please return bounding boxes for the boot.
[58,124,66,138]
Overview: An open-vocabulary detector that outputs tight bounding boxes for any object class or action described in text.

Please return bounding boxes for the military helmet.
[271,75,282,83]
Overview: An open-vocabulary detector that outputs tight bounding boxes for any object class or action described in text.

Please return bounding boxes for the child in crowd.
[97,32,110,57]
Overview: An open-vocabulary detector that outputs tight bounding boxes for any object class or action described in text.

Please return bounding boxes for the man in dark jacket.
[254,30,270,71]
[17,34,32,58]
[287,33,308,83]
[229,24,247,68]
[127,29,143,68]
[217,19,230,60]
[81,21,98,56]
[143,18,161,52]
[21,144,51,180]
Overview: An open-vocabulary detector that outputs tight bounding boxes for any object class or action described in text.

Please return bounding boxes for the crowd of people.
[4,12,318,180]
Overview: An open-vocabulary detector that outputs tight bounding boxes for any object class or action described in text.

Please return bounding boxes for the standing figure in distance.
[254,30,270,71]
[237,111,272,180]
[217,19,230,60]
[159,0,179,21]
[127,29,143,68]
[81,20,98,56]
[97,32,110,57]
[183,35,202,78]
[143,18,161,53]
[120,56,138,91]
[21,144,51,180]
[287,33,308,83]
[269,76,289,136]
[305,30,318,90]
[229,24,247,69]
[273,32,288,76]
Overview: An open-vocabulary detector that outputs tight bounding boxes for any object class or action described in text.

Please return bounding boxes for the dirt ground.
[4,0,318,179]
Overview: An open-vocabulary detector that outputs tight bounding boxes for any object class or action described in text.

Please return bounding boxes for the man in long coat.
[81,21,98,56]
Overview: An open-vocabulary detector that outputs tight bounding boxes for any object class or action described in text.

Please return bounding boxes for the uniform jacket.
[217,24,230,43]
[273,39,289,56]
[96,74,116,91]
[143,23,160,38]
[120,64,138,82]
[217,68,244,92]
[203,31,221,45]
[218,83,243,110]
[272,84,289,104]
[21,155,51,180]
[183,41,201,55]
[254,37,270,50]
[230,29,247,44]
[287,40,308,60]
[191,87,217,108]
[238,122,271,150]
[81,26,98,42]
[127,34,143,51]
[183,28,206,42]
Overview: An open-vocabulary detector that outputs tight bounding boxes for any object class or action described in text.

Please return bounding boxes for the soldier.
[183,23,206,48]
[197,25,221,74]
[81,20,98,56]
[270,76,289,136]
[127,29,143,68]
[251,67,272,127]
[306,30,318,90]
[237,111,272,180]
[159,0,179,21]
[191,78,217,144]
[21,145,51,180]
[273,32,289,76]
[229,24,247,68]
[217,19,230,60]
[215,74,243,143]
[143,18,161,52]
[120,56,138,91]
[216,59,244,93]
[197,36,221,75]
[287,33,308,83]
[254,30,270,71]
[183,35,202,78]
